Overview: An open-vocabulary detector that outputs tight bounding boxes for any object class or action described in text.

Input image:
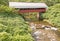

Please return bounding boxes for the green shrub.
[0,5,34,41]
[0,32,11,41]
[0,0,9,5]
[43,4,60,27]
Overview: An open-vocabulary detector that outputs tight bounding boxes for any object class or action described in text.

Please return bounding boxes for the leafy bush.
[0,5,34,41]
[0,0,9,5]
[43,4,60,27]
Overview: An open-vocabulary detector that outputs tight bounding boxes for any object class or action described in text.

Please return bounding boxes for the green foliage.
[0,5,34,41]
[43,0,60,6]
[43,4,60,27]
[0,0,9,5]
[21,12,38,21]
[0,32,11,41]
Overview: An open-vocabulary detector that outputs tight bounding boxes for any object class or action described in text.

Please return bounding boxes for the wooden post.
[37,13,40,21]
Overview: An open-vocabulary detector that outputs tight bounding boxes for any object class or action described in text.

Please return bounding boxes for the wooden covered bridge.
[9,2,48,20]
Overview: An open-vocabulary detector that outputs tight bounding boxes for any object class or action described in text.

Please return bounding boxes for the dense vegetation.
[0,0,60,41]
[0,0,8,5]
[21,12,39,21]
[43,4,60,28]
[0,5,34,41]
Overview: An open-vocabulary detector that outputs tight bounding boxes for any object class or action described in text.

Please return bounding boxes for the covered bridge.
[9,2,48,20]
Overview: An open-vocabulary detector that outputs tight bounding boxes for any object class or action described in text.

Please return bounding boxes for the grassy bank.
[0,5,34,41]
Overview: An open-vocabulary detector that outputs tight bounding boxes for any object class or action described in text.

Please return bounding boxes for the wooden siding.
[19,8,46,13]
